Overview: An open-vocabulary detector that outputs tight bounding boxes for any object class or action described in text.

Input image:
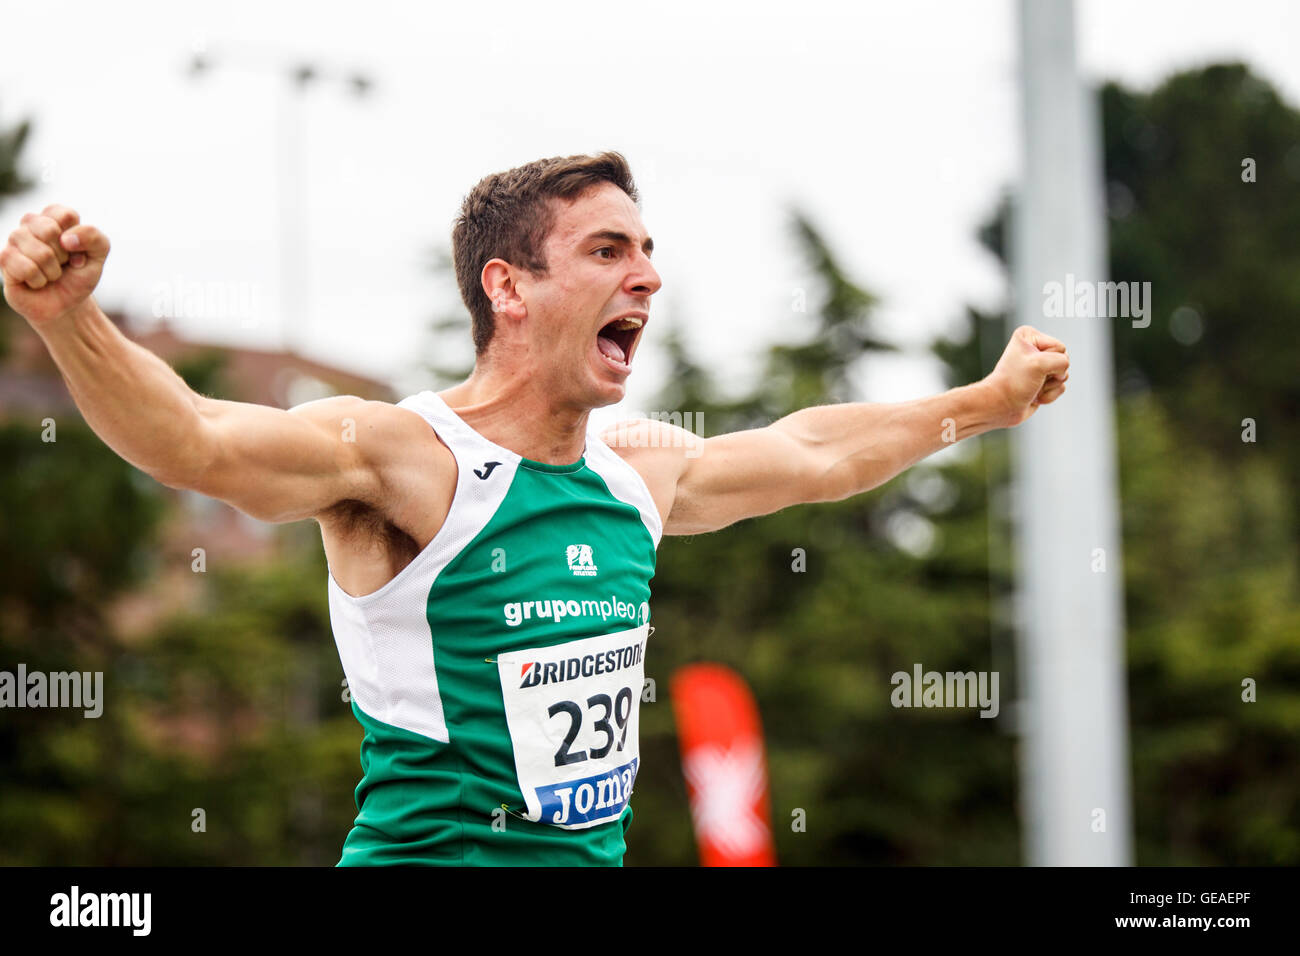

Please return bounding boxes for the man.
[0,151,1069,866]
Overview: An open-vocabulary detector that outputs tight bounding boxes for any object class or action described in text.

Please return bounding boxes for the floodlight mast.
[1010,0,1133,866]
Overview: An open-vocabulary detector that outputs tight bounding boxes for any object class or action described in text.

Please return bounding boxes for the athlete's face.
[514,183,661,409]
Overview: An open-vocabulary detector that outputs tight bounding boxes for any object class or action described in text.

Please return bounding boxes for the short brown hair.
[452,151,640,356]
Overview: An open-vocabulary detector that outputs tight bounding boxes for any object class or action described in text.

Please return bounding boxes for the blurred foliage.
[1,62,1297,866]
[630,221,1020,865]
[0,110,38,362]
[0,115,34,201]
[0,422,168,864]
[418,246,476,388]
[0,424,166,634]
[927,61,1300,865]
[173,349,232,399]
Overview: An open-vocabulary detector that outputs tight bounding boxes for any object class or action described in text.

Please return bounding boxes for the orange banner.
[670,663,776,866]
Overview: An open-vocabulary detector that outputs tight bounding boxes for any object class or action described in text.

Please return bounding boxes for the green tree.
[931,62,1300,864]
[0,423,168,863]
[417,247,476,388]
[628,211,1019,865]
[0,110,37,361]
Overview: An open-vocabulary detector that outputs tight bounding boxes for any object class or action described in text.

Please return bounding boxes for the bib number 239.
[497,624,649,829]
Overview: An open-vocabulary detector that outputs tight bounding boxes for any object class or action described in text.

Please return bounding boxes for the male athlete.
[1,152,1069,866]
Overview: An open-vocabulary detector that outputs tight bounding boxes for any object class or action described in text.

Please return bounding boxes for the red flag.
[670,663,776,866]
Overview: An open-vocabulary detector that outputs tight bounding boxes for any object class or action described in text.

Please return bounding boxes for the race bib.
[497,624,649,829]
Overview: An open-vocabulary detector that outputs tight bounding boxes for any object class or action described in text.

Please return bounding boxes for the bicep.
[664,425,827,535]
[187,394,384,523]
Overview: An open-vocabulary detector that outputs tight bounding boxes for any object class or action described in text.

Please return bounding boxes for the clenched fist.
[0,204,110,326]
[983,325,1071,428]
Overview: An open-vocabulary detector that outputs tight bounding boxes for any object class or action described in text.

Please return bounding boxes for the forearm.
[772,382,1003,502]
[34,297,208,486]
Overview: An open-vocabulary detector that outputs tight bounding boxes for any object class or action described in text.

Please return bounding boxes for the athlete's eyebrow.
[583,229,654,257]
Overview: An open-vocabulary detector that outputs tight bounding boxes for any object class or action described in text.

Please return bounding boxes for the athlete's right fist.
[1,204,110,326]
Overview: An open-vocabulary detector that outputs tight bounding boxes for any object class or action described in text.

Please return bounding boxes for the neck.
[437,361,591,465]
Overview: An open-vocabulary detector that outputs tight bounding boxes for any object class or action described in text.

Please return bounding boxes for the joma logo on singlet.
[519,643,644,689]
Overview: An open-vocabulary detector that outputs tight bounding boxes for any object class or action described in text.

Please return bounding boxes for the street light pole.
[1010,0,1133,866]
[186,51,373,355]
[276,68,309,354]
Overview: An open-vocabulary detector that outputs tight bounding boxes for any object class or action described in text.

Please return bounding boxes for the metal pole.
[187,53,373,357]
[1011,0,1133,865]
[276,83,306,353]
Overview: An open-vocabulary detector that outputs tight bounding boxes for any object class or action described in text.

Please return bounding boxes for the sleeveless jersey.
[327,391,662,865]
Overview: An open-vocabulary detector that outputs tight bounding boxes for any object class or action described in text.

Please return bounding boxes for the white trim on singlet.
[425,390,663,549]
[582,431,664,548]
[325,390,663,744]
[326,391,517,744]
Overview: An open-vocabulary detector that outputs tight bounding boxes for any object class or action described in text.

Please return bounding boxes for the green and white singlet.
[327,391,661,866]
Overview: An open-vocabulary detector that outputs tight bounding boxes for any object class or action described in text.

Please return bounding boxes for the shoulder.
[288,394,440,457]
[596,417,702,456]
[306,395,456,546]
[595,418,703,526]
[595,417,701,473]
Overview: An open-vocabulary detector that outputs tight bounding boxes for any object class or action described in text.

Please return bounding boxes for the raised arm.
[610,326,1069,536]
[1,204,401,523]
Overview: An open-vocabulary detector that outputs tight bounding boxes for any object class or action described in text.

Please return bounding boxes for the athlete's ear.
[481,259,526,323]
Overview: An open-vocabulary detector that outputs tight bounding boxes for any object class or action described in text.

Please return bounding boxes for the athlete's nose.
[626,249,662,297]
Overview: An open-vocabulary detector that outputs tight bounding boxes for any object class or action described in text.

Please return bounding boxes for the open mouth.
[596,315,646,368]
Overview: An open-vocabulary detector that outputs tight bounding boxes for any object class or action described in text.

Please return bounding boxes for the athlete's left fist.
[981,325,1070,428]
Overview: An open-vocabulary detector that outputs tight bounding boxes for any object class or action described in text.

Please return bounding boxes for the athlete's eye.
[594,247,615,260]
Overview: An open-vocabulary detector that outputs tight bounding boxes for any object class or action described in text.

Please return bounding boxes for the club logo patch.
[566,544,598,577]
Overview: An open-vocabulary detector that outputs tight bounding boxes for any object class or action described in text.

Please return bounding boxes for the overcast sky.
[2,0,1297,423]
